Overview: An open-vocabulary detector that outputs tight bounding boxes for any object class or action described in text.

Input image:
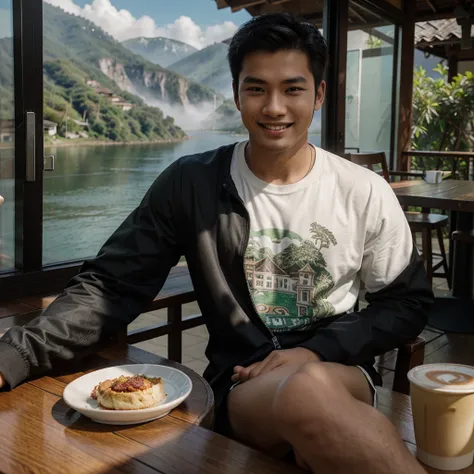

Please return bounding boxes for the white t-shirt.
[230,141,413,333]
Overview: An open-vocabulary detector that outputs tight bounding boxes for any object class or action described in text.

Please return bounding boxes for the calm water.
[0,131,321,268]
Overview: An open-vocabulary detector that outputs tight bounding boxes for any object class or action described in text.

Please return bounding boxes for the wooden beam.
[321,0,349,155]
[225,0,265,10]
[349,6,367,24]
[426,0,438,13]
[231,0,290,12]
[416,9,456,21]
[397,0,416,172]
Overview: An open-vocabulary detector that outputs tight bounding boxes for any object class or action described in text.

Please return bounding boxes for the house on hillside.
[96,87,113,98]
[110,96,135,111]
[86,80,101,89]
[43,120,57,136]
[115,101,134,112]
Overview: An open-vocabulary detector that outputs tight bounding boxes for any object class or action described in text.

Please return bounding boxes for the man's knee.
[272,363,338,432]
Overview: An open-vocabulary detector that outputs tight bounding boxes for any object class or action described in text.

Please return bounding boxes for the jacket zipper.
[224,181,282,351]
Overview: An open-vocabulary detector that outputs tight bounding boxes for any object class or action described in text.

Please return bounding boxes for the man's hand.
[232,347,321,383]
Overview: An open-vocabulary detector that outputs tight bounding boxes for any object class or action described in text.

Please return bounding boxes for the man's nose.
[262,92,287,117]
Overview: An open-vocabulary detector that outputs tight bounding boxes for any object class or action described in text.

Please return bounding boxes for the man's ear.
[233,81,241,111]
[314,80,326,112]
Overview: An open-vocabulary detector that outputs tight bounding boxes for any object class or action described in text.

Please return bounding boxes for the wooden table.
[391,180,474,298]
[0,343,469,473]
[0,344,304,474]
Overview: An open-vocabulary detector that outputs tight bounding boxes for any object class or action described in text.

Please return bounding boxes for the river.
[0,131,321,268]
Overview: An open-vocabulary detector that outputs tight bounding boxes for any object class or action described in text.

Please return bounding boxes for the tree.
[411,65,474,177]
[309,223,337,251]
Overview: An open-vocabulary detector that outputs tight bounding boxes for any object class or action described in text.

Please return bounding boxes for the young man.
[0,13,431,473]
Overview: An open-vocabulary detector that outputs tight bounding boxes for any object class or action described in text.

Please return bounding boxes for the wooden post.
[321,0,349,156]
[396,0,416,172]
[448,50,458,82]
[168,305,183,363]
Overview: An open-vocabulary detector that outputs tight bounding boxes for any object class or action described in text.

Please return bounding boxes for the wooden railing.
[124,265,203,363]
[402,150,474,180]
[0,264,425,394]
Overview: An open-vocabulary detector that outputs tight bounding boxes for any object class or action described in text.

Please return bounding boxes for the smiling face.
[234,49,325,155]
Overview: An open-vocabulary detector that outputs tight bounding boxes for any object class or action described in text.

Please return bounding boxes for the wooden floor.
[377,276,474,387]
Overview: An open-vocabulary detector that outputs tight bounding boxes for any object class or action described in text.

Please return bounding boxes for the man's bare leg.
[227,362,426,473]
[273,363,427,474]
[228,362,372,453]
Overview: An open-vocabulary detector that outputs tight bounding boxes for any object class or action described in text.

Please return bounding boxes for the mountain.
[42,60,186,142]
[43,4,222,113]
[123,37,197,67]
[169,42,233,98]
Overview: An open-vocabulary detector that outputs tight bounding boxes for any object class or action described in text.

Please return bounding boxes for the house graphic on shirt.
[244,224,338,330]
[245,257,318,318]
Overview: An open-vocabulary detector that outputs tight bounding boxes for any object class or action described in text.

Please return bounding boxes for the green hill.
[169,43,233,98]
[203,99,247,134]
[123,37,197,67]
[43,60,185,142]
[1,4,230,142]
[43,3,220,108]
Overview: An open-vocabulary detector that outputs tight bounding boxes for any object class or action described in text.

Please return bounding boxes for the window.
[302,291,308,303]
[40,0,252,265]
[346,2,397,162]
[0,1,15,272]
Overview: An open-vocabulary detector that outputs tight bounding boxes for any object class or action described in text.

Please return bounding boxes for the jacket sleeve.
[0,161,184,389]
[297,181,434,365]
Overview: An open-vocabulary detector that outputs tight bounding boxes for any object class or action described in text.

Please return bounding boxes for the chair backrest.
[346,152,390,183]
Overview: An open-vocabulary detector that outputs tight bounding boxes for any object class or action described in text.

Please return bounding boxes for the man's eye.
[287,87,305,93]
[247,87,264,92]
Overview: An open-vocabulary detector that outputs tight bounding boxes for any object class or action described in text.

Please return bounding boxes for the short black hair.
[227,12,328,89]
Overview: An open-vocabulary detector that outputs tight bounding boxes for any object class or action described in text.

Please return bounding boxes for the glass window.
[41,0,251,264]
[346,3,396,160]
[0,1,15,272]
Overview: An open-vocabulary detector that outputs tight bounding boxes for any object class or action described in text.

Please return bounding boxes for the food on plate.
[91,374,166,410]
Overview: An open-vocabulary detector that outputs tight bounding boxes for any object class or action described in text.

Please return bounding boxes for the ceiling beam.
[349,6,367,24]
[231,0,290,12]
[425,0,438,13]
[224,0,265,10]
[416,9,456,21]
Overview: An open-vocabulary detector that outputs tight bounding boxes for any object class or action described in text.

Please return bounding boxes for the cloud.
[44,0,238,49]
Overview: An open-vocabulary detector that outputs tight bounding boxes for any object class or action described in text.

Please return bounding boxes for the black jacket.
[0,144,433,404]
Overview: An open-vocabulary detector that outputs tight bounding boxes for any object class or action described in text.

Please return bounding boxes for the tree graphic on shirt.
[310,223,337,251]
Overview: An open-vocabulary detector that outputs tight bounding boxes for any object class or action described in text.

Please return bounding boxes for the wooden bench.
[0,265,424,395]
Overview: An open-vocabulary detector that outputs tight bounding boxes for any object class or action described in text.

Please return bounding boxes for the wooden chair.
[392,336,425,395]
[346,152,450,288]
[354,294,425,395]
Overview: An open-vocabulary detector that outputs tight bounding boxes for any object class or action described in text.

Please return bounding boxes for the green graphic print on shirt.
[244,223,337,332]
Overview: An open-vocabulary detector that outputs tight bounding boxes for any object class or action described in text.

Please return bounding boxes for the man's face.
[234,49,325,154]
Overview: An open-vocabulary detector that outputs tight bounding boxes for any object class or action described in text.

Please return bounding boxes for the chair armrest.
[452,230,474,245]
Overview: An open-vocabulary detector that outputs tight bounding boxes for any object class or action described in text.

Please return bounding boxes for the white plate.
[63,364,192,425]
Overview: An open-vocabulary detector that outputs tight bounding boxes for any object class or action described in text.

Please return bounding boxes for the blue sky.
[72,0,250,28]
